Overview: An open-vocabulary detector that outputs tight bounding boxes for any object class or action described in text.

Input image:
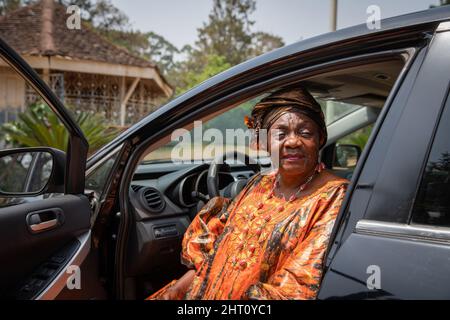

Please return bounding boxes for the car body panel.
[319,27,450,300]
[0,39,94,299]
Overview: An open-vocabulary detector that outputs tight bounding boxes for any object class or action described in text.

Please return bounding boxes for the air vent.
[141,188,165,212]
[131,185,144,193]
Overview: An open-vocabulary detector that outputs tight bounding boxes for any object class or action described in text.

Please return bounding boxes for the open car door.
[0,38,94,299]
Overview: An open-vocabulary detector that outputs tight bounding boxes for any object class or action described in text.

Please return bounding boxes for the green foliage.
[102,29,180,78]
[431,0,450,7]
[339,125,373,150]
[0,0,21,15]
[0,102,120,155]
[107,0,285,95]
[204,99,255,133]
[196,0,256,66]
[59,0,130,31]
[171,0,284,95]
[174,54,231,96]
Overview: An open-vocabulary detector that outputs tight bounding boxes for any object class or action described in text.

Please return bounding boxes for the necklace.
[254,162,325,214]
[274,171,316,202]
[235,162,326,270]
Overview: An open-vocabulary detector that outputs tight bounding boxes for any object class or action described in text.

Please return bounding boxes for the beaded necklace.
[255,162,326,214]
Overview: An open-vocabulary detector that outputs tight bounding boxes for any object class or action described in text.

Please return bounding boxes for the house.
[0,0,173,127]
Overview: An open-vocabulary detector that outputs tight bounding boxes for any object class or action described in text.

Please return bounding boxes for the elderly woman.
[148,86,349,300]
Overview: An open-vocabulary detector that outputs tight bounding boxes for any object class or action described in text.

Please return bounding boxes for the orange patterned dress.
[148,171,349,300]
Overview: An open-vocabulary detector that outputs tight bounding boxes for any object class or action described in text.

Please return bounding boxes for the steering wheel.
[207,151,261,199]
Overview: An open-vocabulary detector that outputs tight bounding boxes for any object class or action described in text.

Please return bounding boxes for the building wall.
[0,66,26,124]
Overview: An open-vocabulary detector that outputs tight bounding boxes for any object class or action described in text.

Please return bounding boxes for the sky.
[110,0,441,49]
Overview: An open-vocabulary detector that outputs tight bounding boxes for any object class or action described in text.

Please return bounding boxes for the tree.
[0,0,35,15]
[195,0,256,66]
[146,31,180,75]
[59,0,130,31]
[59,1,180,78]
[194,0,283,66]
[0,0,20,15]
[0,102,120,155]
[173,54,231,96]
[173,0,284,95]
[250,31,285,57]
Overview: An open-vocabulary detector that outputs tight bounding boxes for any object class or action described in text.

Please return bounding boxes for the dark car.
[1,6,450,300]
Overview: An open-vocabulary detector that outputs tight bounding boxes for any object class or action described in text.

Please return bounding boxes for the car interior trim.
[36,231,91,300]
[86,144,123,177]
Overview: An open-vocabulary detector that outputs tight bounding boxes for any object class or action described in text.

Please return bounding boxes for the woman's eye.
[300,131,313,137]
[272,130,285,138]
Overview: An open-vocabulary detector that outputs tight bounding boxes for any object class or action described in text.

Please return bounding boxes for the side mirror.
[0,147,66,197]
[333,144,362,169]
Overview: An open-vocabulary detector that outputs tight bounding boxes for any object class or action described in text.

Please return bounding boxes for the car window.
[85,148,120,199]
[0,55,68,207]
[141,58,403,165]
[142,96,269,163]
[324,101,363,125]
[411,94,450,227]
[333,124,373,169]
[142,99,367,164]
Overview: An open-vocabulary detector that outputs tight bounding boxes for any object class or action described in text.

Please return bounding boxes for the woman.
[148,85,349,300]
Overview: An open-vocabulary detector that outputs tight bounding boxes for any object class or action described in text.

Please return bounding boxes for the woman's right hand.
[158,269,196,300]
[160,286,182,300]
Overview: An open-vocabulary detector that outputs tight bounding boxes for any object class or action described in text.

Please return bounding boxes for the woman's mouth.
[282,154,304,161]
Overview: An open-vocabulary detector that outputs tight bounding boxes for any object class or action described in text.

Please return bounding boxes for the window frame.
[408,85,450,228]
[345,30,450,245]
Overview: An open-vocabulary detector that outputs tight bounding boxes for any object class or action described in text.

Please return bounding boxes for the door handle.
[29,219,58,232]
[26,209,64,234]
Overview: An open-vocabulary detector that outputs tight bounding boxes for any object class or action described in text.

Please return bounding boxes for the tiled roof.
[0,0,156,68]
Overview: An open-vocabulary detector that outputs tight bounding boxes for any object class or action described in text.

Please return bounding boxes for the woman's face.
[267,112,322,176]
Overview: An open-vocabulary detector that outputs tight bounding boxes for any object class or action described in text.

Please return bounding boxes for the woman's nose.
[284,132,303,148]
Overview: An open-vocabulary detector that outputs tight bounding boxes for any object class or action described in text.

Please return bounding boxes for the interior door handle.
[29,219,58,232]
[26,209,64,234]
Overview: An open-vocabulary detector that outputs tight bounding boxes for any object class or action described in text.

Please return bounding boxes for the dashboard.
[125,160,262,278]
[129,161,257,221]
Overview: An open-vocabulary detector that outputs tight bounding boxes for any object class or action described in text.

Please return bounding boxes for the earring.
[316,161,326,173]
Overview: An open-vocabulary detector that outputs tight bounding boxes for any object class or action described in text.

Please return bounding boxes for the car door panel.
[319,232,450,299]
[0,194,91,298]
[0,38,94,299]
[320,25,450,299]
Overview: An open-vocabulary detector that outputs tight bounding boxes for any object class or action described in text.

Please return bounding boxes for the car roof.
[89,6,450,166]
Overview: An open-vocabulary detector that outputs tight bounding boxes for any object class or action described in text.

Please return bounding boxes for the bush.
[0,102,120,156]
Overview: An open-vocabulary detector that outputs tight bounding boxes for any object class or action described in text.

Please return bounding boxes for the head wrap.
[245,85,327,149]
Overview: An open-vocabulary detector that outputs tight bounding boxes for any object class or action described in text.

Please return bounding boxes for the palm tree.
[0,102,120,155]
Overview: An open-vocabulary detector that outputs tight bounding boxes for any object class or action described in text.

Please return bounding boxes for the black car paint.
[318,28,450,299]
